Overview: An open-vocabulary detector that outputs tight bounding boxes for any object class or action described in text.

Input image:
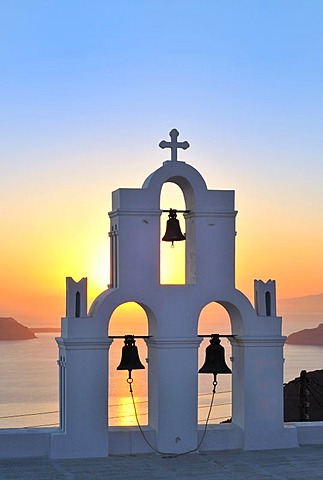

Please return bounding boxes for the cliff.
[284,369,323,421]
[286,323,323,345]
[0,317,36,340]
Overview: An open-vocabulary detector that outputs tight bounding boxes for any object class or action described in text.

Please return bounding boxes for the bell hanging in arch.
[199,334,232,376]
[117,335,145,373]
[162,209,186,246]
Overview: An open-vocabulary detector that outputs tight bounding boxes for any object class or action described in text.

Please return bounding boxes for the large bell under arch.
[108,302,148,427]
[160,182,186,285]
[197,302,233,425]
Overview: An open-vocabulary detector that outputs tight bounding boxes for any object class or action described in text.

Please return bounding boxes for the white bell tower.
[52,129,298,458]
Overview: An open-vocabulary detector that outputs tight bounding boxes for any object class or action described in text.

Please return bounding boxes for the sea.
[0,314,322,430]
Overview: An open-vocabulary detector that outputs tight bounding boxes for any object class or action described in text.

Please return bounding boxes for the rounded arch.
[142,161,208,211]
[197,301,233,425]
[89,288,158,337]
[198,301,231,336]
[108,301,149,337]
[195,293,255,426]
[189,289,258,337]
[108,301,149,427]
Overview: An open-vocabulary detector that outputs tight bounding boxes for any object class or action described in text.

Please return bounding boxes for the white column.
[51,337,113,458]
[145,337,202,454]
[230,336,298,450]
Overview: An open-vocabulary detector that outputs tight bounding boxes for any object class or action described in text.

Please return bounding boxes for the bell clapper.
[212,375,218,394]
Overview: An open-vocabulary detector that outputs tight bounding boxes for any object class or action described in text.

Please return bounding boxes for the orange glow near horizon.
[1,2,323,329]
[2,174,323,327]
[235,205,323,301]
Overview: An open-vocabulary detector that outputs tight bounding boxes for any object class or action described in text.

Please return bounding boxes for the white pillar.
[145,337,202,454]
[230,336,298,450]
[254,280,277,317]
[51,337,113,458]
[66,277,87,317]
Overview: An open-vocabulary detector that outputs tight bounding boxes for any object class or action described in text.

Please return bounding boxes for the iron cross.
[159,129,190,161]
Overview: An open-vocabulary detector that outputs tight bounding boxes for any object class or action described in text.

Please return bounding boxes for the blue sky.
[1,1,323,323]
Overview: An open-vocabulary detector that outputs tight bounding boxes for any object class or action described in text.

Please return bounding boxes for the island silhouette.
[286,323,323,346]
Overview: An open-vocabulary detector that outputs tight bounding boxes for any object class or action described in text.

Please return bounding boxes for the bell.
[162,209,186,246]
[117,335,145,372]
[199,334,232,375]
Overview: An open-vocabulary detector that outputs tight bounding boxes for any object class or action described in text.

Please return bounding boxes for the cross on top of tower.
[159,129,190,161]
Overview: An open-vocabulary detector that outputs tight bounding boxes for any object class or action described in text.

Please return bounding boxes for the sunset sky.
[1,1,323,325]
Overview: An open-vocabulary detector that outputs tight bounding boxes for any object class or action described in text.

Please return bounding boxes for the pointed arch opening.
[160,182,186,285]
[108,302,148,426]
[198,302,232,424]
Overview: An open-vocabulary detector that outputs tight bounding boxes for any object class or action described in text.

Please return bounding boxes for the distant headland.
[278,292,323,314]
[286,323,323,346]
[0,317,37,340]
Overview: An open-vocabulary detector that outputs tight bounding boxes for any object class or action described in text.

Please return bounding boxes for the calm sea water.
[0,318,322,429]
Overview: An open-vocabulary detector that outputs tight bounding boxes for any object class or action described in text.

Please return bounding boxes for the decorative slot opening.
[75,291,81,317]
[265,291,271,316]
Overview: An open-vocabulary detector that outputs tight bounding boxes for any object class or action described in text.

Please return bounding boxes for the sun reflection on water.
[109,396,148,426]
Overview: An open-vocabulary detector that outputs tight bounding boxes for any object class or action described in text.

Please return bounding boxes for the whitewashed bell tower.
[51,129,299,458]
